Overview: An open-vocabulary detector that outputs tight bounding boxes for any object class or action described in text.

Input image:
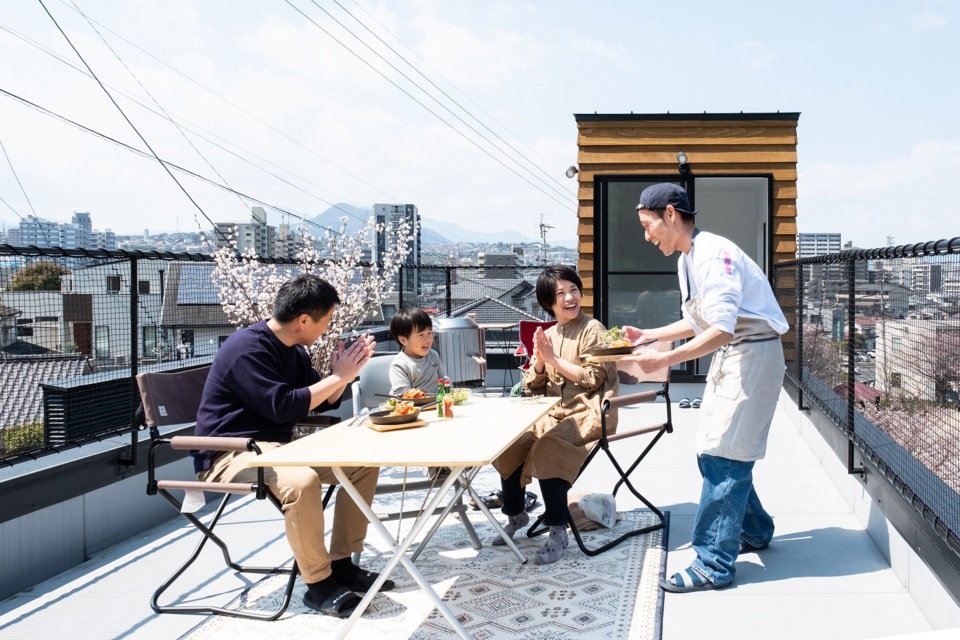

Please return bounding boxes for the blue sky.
[1,0,958,250]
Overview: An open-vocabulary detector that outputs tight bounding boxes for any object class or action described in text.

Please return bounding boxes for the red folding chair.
[514,319,557,372]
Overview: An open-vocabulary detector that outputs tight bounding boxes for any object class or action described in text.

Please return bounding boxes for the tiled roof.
[449,296,542,325]
[0,353,89,429]
[448,277,530,300]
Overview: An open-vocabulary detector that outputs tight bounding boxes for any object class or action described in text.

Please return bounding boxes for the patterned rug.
[181,510,667,640]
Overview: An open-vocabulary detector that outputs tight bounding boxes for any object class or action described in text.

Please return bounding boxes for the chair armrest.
[157,480,256,495]
[606,390,658,411]
[168,436,255,452]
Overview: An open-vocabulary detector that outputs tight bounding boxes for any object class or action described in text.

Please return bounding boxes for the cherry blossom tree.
[211,214,416,375]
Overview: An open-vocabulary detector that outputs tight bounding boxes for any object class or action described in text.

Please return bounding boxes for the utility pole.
[539,214,553,266]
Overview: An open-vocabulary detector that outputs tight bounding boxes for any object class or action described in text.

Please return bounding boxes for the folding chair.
[527,342,673,556]
[514,319,557,373]
[140,365,335,620]
[350,353,481,557]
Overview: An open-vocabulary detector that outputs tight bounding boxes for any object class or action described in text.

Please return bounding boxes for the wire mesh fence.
[774,238,960,556]
[0,247,552,464]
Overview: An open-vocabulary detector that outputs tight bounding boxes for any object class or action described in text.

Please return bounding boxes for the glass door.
[596,175,771,380]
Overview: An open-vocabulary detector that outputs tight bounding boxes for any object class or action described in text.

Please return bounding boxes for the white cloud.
[911,10,949,31]
[737,40,774,70]
[799,141,960,248]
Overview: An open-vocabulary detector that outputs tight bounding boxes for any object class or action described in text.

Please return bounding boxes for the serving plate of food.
[398,388,435,406]
[368,402,420,424]
[367,402,427,431]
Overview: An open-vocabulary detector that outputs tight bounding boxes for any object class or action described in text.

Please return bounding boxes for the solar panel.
[176,264,220,305]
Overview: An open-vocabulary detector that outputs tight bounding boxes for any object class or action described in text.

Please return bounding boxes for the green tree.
[6,261,69,291]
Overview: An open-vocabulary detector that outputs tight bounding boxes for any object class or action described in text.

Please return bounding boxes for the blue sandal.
[659,567,730,593]
[678,398,691,409]
[691,397,702,409]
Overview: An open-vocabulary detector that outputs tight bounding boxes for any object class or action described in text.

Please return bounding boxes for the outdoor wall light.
[565,165,579,179]
[677,151,690,175]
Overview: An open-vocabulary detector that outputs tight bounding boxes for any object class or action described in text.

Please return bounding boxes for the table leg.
[465,481,528,564]
[331,466,472,640]
[410,468,482,562]
[411,466,528,565]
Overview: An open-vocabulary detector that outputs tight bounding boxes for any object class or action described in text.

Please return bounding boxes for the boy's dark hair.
[536,265,583,317]
[272,274,340,323]
[390,306,433,339]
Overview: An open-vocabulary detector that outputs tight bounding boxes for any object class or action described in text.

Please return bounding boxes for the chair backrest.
[137,366,211,428]
[351,353,397,415]
[516,319,557,371]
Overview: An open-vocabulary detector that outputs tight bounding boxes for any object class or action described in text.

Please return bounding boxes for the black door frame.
[593,173,775,381]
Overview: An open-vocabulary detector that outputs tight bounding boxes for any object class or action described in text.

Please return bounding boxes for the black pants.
[501,464,569,526]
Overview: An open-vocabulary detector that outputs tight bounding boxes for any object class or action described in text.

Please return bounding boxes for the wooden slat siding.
[576,164,799,181]
[772,218,798,236]
[573,114,799,318]
[577,145,799,164]
[577,124,798,146]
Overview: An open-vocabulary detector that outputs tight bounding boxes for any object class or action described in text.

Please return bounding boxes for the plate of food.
[398,388,434,406]
[368,402,420,425]
[586,326,636,356]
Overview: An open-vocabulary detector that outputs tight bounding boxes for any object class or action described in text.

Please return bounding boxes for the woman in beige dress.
[491,265,619,564]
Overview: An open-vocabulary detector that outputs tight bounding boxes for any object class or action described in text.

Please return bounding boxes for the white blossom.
[211,216,417,375]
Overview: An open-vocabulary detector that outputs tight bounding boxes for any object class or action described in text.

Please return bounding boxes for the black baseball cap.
[636,183,698,215]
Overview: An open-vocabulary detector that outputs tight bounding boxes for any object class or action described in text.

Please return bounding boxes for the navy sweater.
[192,320,338,473]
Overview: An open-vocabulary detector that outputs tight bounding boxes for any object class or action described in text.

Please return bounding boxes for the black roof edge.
[574,112,801,122]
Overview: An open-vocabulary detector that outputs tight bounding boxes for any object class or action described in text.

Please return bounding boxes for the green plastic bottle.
[436,379,445,417]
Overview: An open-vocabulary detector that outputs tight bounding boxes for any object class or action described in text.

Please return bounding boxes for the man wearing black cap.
[622,183,787,593]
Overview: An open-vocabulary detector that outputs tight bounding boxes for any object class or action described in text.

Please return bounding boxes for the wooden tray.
[366,419,428,432]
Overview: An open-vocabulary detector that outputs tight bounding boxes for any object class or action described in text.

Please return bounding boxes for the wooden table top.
[249,395,559,468]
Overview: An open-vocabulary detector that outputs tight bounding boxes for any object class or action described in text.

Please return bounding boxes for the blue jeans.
[689,454,774,586]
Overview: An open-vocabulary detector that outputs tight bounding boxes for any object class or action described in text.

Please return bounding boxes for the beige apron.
[683,296,785,461]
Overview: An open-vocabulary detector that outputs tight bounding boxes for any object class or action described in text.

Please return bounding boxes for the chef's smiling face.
[638,207,679,256]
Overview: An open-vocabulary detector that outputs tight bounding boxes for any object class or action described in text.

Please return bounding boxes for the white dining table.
[248,394,560,639]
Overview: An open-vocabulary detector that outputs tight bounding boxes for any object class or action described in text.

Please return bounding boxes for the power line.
[285,0,575,211]
[0,86,348,240]
[0,19,373,229]
[68,0,253,219]
[49,0,400,206]
[334,0,574,197]
[0,135,52,245]
[36,0,236,250]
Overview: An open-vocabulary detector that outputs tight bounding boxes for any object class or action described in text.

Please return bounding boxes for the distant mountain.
[306,204,539,245]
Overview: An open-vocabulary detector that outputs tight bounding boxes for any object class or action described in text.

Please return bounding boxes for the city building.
[6,212,115,250]
[373,203,420,294]
[797,232,841,258]
[213,206,290,258]
[477,252,520,279]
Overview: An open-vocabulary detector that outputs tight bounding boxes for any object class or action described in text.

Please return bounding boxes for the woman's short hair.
[536,265,582,317]
[272,274,340,322]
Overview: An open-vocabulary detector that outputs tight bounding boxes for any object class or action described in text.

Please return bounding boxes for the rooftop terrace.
[2,382,958,639]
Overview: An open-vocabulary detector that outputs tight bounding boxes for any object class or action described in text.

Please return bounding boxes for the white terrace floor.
[1,383,959,640]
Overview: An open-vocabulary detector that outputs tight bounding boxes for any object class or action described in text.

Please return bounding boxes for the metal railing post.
[846,257,863,476]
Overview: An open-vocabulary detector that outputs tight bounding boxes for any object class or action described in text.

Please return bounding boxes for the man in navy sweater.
[194,274,387,617]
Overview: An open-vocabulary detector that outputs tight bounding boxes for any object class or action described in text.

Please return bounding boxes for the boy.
[388,307,444,397]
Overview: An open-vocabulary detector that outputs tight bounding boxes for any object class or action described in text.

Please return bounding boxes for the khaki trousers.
[198,442,378,583]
